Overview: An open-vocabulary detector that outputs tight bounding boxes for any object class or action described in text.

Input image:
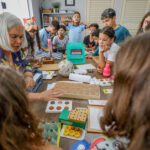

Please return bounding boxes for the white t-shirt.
[99,43,120,62]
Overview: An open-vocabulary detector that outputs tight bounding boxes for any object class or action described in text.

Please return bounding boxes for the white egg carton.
[99,78,113,86]
[45,100,72,113]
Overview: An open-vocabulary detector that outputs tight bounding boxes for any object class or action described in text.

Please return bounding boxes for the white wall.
[0,0,30,22]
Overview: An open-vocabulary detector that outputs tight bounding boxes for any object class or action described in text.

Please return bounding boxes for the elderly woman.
[0,12,63,101]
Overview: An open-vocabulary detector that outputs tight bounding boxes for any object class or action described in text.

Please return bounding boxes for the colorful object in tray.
[45,100,72,113]
[99,78,113,86]
[39,121,61,146]
[63,125,82,138]
[41,56,54,64]
[67,43,85,64]
[59,108,88,129]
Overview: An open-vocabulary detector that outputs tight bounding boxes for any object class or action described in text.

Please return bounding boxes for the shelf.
[42,13,73,15]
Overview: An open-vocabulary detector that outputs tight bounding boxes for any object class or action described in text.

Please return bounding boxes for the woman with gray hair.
[0,12,63,101]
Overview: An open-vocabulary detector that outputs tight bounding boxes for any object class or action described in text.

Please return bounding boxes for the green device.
[67,43,85,64]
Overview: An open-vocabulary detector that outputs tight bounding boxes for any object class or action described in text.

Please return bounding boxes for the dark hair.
[145,21,150,31]
[100,26,115,39]
[51,20,60,30]
[92,29,101,37]
[59,24,66,31]
[0,65,43,150]
[100,32,150,149]
[101,8,116,20]
[89,23,99,29]
[137,11,150,34]
[73,11,81,18]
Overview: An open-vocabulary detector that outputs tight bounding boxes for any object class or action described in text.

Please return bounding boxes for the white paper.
[89,100,108,106]
[76,64,96,70]
[89,107,104,130]
[69,73,91,83]
[47,83,56,90]
[42,71,54,79]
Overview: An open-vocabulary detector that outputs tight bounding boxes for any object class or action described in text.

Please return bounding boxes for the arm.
[61,16,72,26]
[80,22,90,28]
[27,88,64,101]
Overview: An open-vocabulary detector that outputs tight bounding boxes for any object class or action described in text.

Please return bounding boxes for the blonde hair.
[0,12,27,51]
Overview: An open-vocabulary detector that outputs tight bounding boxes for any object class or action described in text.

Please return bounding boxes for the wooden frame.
[65,0,75,6]
[87,106,104,133]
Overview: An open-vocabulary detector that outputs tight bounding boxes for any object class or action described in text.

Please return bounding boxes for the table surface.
[29,58,110,150]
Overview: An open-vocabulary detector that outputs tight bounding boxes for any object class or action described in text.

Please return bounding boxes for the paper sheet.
[89,107,104,130]
[76,64,96,70]
[42,71,54,79]
[89,100,108,106]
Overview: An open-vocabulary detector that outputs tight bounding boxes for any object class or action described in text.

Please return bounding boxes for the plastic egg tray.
[60,125,86,140]
[45,100,72,113]
[99,78,113,86]
[39,121,59,145]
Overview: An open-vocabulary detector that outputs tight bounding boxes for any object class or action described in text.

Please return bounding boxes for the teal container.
[67,43,86,64]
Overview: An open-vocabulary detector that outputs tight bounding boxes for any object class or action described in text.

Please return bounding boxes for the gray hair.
[0,12,27,51]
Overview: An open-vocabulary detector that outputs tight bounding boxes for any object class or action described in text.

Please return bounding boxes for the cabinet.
[41,12,73,27]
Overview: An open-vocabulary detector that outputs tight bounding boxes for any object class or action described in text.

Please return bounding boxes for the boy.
[101,8,131,44]
[62,11,89,43]
[39,20,60,52]
[83,23,99,52]
[53,25,68,54]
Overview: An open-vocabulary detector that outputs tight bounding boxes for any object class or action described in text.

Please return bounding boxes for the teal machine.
[67,43,85,64]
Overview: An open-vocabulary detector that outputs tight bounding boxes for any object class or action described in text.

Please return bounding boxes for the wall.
[0,0,29,21]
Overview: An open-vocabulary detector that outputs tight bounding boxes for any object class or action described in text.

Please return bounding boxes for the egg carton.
[45,100,72,113]
[39,121,59,145]
[99,78,113,86]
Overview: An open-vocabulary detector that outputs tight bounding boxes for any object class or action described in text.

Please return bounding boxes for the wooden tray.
[42,57,54,64]
[87,106,104,133]
[54,82,100,100]
[39,64,58,71]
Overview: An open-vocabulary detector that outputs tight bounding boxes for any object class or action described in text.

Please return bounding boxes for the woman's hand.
[40,88,64,101]
[25,76,35,89]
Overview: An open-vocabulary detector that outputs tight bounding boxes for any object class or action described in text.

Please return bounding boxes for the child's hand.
[97,64,103,74]
[25,76,35,89]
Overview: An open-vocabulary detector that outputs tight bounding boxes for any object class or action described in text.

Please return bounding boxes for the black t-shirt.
[83,35,95,48]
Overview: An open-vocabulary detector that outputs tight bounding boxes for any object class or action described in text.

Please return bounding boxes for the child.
[137,11,150,34]
[39,20,60,50]
[0,65,62,150]
[53,25,68,54]
[97,26,120,73]
[90,31,150,150]
[101,8,131,44]
[83,23,99,52]
[23,17,50,55]
[62,11,89,43]
[92,29,101,56]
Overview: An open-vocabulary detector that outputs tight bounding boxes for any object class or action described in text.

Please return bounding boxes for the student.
[53,25,68,54]
[0,12,63,101]
[97,26,120,73]
[23,17,50,55]
[90,31,150,150]
[83,23,99,52]
[101,8,131,44]
[39,20,59,50]
[0,65,62,150]
[137,11,150,34]
[92,29,101,56]
[62,11,90,43]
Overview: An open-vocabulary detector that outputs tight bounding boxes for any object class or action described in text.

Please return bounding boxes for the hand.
[100,43,111,52]
[97,64,103,74]
[25,76,35,89]
[40,88,64,101]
